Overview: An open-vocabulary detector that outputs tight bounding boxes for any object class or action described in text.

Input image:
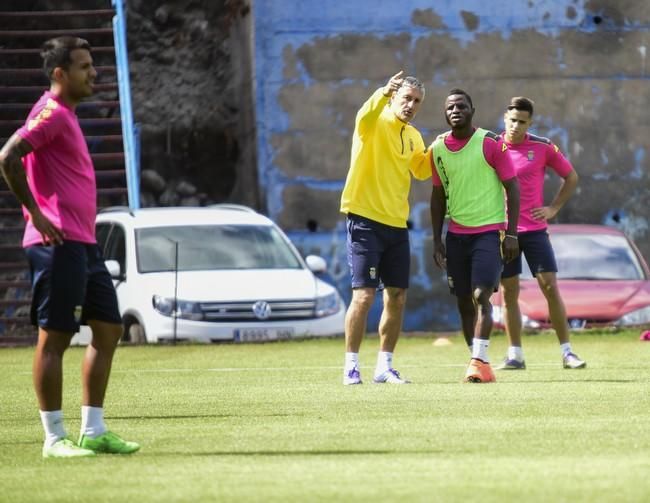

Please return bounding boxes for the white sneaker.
[43,438,96,458]
[563,352,587,369]
[373,368,411,384]
[343,366,362,385]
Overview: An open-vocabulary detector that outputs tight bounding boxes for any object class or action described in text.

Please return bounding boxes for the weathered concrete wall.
[127,0,260,209]
[253,0,650,330]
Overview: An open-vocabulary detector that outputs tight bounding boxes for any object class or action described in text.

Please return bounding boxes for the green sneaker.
[79,431,140,454]
[43,438,96,458]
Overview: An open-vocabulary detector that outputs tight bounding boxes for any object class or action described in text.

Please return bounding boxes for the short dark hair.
[41,36,91,79]
[507,96,534,116]
[448,88,473,108]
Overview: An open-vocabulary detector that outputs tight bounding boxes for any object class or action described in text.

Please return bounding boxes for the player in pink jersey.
[496,96,586,370]
[0,37,139,458]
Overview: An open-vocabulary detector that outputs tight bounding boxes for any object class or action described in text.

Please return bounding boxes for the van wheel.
[123,319,147,344]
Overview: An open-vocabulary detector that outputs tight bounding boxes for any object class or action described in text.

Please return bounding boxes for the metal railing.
[112,0,140,209]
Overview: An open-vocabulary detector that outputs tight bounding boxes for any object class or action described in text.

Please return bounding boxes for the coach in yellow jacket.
[340,71,431,385]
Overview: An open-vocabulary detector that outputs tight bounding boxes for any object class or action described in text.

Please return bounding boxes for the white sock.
[344,352,359,371]
[560,343,572,357]
[39,410,66,448]
[80,406,107,438]
[375,351,393,375]
[471,338,490,362]
[508,346,524,362]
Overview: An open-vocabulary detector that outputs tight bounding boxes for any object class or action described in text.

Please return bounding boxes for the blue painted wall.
[253,0,650,331]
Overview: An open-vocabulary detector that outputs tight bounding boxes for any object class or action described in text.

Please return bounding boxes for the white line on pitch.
[108,362,562,373]
[17,363,563,376]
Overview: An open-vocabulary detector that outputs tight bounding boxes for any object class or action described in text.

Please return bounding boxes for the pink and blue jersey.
[502,133,573,233]
[432,130,515,234]
[17,91,96,247]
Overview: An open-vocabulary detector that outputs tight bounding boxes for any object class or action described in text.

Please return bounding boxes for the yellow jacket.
[340,88,431,228]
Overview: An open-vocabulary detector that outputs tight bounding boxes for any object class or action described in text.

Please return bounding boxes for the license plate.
[234,327,294,343]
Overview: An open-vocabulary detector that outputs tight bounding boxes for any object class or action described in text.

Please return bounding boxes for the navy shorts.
[346,213,410,289]
[25,241,122,332]
[445,231,503,297]
[502,229,558,278]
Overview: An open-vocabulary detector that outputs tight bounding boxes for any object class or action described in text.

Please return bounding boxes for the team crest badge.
[369,267,377,280]
[73,305,83,323]
[527,150,535,161]
[447,276,454,289]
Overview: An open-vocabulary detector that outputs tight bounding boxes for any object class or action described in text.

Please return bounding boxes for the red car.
[491,224,650,329]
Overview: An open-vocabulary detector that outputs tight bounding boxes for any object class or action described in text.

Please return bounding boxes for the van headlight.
[315,292,341,318]
[152,295,204,321]
[616,306,650,326]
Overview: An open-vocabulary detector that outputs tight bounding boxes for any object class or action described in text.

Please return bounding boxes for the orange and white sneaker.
[463,358,496,383]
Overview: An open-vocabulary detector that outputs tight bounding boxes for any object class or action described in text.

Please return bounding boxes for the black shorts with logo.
[346,213,410,289]
[25,240,122,332]
[501,229,558,279]
[445,231,503,297]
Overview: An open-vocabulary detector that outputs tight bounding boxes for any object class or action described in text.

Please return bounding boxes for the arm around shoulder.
[410,135,433,180]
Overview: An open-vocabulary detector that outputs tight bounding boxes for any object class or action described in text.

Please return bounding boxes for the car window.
[104,224,126,272]
[135,224,303,273]
[523,233,645,280]
[96,223,112,256]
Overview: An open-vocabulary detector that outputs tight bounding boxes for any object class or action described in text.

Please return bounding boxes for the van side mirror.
[105,260,123,280]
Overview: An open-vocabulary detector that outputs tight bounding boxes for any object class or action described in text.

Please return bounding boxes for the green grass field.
[1,331,649,502]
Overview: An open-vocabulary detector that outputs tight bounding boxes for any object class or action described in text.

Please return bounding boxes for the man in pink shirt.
[0,37,139,458]
[430,89,520,383]
[496,96,586,370]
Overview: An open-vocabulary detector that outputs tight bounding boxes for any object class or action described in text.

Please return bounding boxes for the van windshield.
[135,225,303,272]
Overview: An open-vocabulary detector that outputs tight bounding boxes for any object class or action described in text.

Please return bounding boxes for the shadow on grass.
[499,379,638,383]
[107,413,299,420]
[0,439,41,446]
[150,449,443,457]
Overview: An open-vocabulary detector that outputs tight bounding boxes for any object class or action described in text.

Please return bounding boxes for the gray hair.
[400,76,425,98]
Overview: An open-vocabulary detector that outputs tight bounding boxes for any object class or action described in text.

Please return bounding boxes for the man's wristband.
[505,234,518,240]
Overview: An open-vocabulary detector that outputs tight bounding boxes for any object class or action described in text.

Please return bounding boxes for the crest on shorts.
[527,150,535,161]
[447,276,454,289]
[369,267,377,280]
[73,305,83,323]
